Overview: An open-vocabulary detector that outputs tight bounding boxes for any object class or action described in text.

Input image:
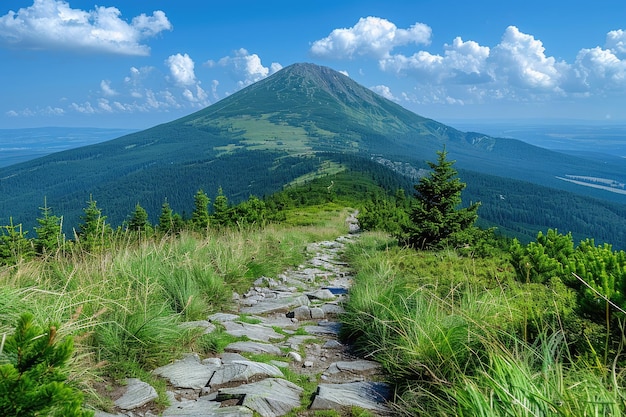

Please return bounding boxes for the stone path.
[95,213,391,417]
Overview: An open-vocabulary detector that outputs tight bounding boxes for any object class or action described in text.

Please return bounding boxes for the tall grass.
[0,207,351,407]
[341,232,626,416]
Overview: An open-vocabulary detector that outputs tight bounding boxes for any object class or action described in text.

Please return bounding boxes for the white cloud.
[71,101,96,114]
[0,0,172,55]
[370,85,397,101]
[100,80,117,97]
[380,37,490,85]
[490,26,564,90]
[310,16,431,59]
[167,53,197,86]
[213,48,282,88]
[606,29,626,55]
[573,46,626,90]
[166,53,210,105]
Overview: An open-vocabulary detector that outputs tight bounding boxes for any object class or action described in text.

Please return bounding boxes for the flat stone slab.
[208,313,240,323]
[210,360,284,386]
[325,360,382,375]
[217,378,303,417]
[225,341,282,355]
[222,321,284,342]
[306,289,336,301]
[239,294,310,315]
[162,393,253,416]
[310,381,391,413]
[304,322,342,335]
[114,378,158,410]
[152,354,219,389]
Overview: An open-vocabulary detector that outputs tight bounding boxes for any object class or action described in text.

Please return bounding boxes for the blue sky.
[1,0,626,129]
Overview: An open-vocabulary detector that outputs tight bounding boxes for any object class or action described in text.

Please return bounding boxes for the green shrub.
[0,313,93,417]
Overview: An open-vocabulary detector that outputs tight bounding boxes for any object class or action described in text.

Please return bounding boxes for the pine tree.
[128,203,150,233]
[35,198,64,255]
[0,313,93,417]
[77,196,111,252]
[157,199,175,234]
[191,189,211,231]
[400,148,480,249]
[0,217,33,265]
[212,187,231,227]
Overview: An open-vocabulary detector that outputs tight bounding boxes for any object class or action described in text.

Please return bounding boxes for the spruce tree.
[212,187,230,227]
[77,196,111,252]
[157,199,175,234]
[0,313,93,417]
[35,198,64,255]
[0,218,33,265]
[191,189,211,231]
[128,203,150,233]
[400,149,480,249]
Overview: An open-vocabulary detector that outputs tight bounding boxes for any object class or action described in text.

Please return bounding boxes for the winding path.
[96,213,391,417]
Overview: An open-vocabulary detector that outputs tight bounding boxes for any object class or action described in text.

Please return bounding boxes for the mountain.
[1,63,626,246]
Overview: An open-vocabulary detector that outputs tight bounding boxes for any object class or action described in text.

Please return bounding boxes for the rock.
[114,378,158,410]
[239,294,310,315]
[322,340,343,349]
[303,361,314,368]
[217,378,303,417]
[178,320,217,335]
[162,393,253,416]
[208,313,240,323]
[152,354,219,389]
[320,303,345,315]
[306,289,336,301]
[270,360,289,368]
[309,307,325,319]
[222,321,283,342]
[287,351,302,362]
[209,360,284,386]
[284,335,316,349]
[225,341,282,355]
[310,381,390,413]
[221,352,248,363]
[94,411,125,417]
[324,360,382,375]
[287,305,311,320]
[304,322,341,336]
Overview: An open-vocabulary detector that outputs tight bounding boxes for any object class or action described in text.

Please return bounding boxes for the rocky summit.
[94,213,392,417]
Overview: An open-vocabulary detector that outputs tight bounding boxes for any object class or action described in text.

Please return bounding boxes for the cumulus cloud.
[573,46,626,90]
[310,16,431,59]
[167,53,197,86]
[100,80,118,97]
[370,85,398,101]
[490,26,564,90]
[606,29,626,55]
[210,48,282,88]
[380,36,491,85]
[0,0,172,55]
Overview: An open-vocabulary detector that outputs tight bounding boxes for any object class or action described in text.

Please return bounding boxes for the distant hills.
[1,63,626,247]
[0,127,137,167]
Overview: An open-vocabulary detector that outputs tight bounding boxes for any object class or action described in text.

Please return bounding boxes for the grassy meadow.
[2,202,626,415]
[341,231,626,416]
[0,205,351,413]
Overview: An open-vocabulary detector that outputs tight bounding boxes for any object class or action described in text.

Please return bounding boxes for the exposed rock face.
[96,214,391,416]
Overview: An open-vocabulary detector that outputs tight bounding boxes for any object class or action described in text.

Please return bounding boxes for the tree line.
[0,189,283,265]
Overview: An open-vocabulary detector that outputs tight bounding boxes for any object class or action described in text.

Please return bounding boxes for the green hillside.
[0,63,625,247]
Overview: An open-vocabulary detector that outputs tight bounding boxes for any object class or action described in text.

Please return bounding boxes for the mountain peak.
[182,62,434,138]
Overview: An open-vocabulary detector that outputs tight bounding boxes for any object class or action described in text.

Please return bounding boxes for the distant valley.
[0,127,137,167]
[449,121,626,157]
